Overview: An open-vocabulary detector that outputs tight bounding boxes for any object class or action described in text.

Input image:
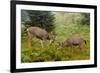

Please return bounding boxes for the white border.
[16,4,94,69]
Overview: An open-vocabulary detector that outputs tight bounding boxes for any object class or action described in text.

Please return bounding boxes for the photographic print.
[11,1,97,72]
[21,10,90,62]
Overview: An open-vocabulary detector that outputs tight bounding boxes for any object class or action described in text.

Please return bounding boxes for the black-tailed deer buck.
[27,26,55,48]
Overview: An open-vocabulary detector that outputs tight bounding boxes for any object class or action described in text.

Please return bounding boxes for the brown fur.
[27,26,54,48]
[60,37,86,49]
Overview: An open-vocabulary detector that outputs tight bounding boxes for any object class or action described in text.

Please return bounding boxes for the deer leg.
[49,40,53,46]
[28,37,32,48]
[79,43,85,51]
[40,40,44,48]
[27,32,33,48]
[49,40,52,45]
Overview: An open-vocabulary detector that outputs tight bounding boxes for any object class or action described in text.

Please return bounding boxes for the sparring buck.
[27,26,55,48]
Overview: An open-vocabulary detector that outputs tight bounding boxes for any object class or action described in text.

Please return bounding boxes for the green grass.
[21,42,90,63]
[21,23,90,63]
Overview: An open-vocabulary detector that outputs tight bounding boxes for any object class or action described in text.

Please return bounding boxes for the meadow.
[21,12,90,63]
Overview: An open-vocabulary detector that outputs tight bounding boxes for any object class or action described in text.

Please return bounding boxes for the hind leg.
[79,43,85,51]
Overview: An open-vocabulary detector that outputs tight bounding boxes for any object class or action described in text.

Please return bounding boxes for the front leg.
[27,32,33,48]
[40,40,44,48]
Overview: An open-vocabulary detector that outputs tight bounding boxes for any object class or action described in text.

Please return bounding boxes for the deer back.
[27,27,50,40]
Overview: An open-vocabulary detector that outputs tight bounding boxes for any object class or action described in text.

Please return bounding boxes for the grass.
[21,43,90,63]
[21,23,90,63]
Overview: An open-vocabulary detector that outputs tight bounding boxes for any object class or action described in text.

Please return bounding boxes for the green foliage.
[21,12,90,63]
[21,10,30,23]
[75,13,90,25]
[54,12,90,25]
[21,24,27,38]
[21,10,55,32]
[21,42,90,63]
[81,13,90,25]
[21,24,90,63]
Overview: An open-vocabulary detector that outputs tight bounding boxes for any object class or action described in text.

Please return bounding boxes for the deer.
[26,26,55,48]
[59,36,86,50]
